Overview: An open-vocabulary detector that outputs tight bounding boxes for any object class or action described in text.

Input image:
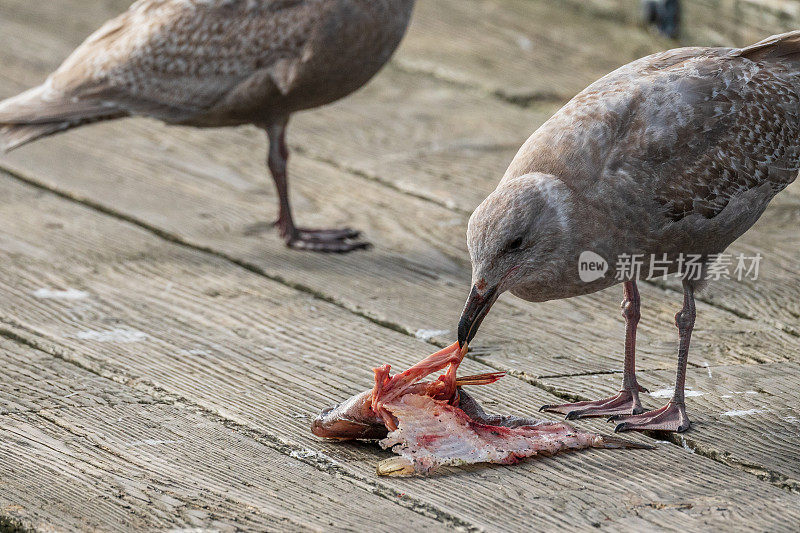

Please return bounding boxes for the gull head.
[458,173,575,346]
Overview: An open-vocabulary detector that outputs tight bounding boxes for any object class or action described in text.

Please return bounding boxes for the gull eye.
[504,236,524,253]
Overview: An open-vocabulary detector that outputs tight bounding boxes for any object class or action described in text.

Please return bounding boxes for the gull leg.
[611,280,694,433]
[541,281,647,419]
[265,120,370,253]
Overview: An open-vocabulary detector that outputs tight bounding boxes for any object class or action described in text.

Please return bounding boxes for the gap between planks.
[0,163,797,498]
[387,60,571,110]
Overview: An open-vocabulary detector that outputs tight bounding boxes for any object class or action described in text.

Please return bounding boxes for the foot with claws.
[282,226,370,253]
[538,280,698,433]
[611,400,690,433]
[266,119,370,253]
[540,385,648,420]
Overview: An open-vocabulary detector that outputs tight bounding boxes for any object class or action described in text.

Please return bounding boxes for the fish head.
[311,390,388,440]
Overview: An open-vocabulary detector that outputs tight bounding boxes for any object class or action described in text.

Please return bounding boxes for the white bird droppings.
[516,35,533,52]
[721,408,768,417]
[414,329,450,341]
[33,288,89,300]
[650,388,704,399]
[290,449,335,463]
[681,440,695,454]
[722,391,760,398]
[73,328,148,343]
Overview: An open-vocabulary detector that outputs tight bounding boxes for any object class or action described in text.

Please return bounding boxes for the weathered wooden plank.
[0,408,453,533]
[541,362,800,492]
[399,0,671,101]
[1,3,800,526]
[660,193,800,334]
[564,0,800,47]
[0,337,150,414]
[0,339,455,532]
[2,414,248,532]
[1,174,800,531]
[678,0,800,47]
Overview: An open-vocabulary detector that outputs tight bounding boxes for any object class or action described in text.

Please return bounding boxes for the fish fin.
[455,372,506,386]
[376,456,416,477]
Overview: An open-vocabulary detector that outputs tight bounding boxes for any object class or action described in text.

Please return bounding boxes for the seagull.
[0,0,416,252]
[457,31,800,433]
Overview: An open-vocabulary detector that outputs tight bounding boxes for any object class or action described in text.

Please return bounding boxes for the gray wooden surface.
[1,1,799,531]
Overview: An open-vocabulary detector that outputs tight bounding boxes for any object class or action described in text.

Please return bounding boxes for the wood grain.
[0,337,150,414]
[541,362,800,491]
[398,0,671,101]
[0,408,452,533]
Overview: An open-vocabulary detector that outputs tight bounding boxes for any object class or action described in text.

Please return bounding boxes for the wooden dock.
[1,1,799,531]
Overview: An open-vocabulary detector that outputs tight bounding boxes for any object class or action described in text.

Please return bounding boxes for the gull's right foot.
[540,386,647,420]
[610,401,691,433]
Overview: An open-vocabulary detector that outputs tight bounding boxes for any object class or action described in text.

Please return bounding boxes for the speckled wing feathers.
[652,47,800,221]
[627,58,797,221]
[539,37,800,224]
[46,0,322,121]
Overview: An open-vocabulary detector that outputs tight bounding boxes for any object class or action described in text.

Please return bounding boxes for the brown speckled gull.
[0,0,416,252]
[457,31,800,433]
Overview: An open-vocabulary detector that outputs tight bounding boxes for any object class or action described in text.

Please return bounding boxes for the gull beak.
[458,284,499,348]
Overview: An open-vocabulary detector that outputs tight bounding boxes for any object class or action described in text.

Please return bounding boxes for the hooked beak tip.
[458,285,498,347]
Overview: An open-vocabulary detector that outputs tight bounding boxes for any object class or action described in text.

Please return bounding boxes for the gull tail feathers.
[0,84,124,151]
[734,30,800,64]
[2,123,75,152]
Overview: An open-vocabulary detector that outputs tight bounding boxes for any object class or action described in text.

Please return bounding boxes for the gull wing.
[44,0,322,122]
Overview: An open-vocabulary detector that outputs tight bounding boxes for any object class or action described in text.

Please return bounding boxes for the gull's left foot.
[610,401,690,433]
[295,227,363,241]
[540,386,647,420]
[281,224,371,253]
